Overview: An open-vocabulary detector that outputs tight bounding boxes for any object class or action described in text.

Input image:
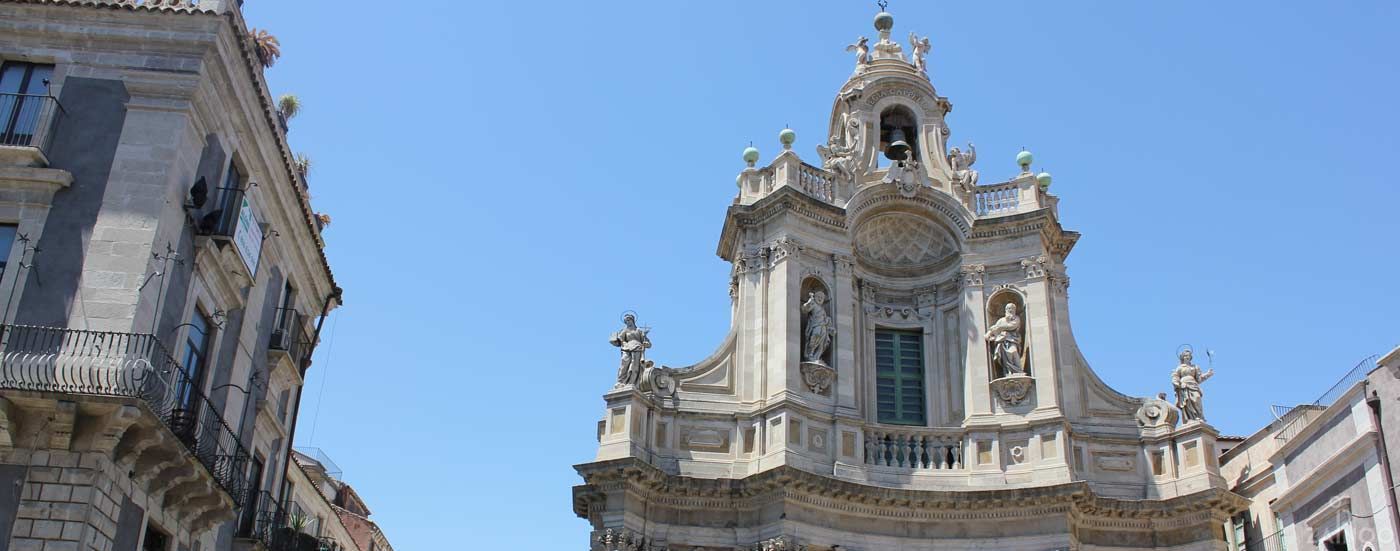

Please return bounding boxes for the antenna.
[877,0,888,11]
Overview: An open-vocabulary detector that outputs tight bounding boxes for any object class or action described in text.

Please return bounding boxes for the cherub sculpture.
[948,143,978,189]
[846,37,870,71]
[909,32,931,73]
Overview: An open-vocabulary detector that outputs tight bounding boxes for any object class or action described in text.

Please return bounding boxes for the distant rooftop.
[295,447,344,481]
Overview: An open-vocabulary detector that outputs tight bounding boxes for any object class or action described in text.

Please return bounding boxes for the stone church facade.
[573,9,1247,551]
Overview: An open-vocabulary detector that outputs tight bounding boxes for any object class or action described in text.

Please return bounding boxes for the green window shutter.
[875,330,925,425]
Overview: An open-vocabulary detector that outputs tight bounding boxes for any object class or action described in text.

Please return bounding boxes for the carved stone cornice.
[718,187,848,261]
[574,458,1248,526]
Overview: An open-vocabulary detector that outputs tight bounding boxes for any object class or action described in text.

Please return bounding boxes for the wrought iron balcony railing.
[269,308,311,371]
[239,491,343,551]
[0,93,64,160]
[0,324,250,507]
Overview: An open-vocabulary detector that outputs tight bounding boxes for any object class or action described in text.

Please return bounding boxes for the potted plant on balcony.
[280,510,320,551]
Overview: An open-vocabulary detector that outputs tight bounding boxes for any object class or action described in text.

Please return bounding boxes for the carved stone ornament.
[1021,254,1048,279]
[990,375,1035,406]
[751,536,806,551]
[881,156,924,197]
[800,362,836,395]
[864,303,931,322]
[736,247,770,274]
[640,364,678,399]
[1136,392,1180,429]
[594,528,665,551]
[959,264,985,287]
[770,237,802,266]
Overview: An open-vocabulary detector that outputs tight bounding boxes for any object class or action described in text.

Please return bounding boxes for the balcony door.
[172,310,213,447]
[0,62,54,147]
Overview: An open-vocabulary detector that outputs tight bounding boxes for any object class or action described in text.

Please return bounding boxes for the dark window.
[1323,531,1349,551]
[0,61,54,146]
[178,310,213,410]
[875,329,925,425]
[142,522,169,551]
[0,223,17,278]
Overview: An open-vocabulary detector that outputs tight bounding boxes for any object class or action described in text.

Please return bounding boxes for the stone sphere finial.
[1016,149,1034,172]
[779,128,796,150]
[874,11,894,32]
[1036,171,1052,189]
[743,144,760,167]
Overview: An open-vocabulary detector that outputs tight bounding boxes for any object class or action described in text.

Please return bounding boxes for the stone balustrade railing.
[864,427,964,470]
[970,175,1044,218]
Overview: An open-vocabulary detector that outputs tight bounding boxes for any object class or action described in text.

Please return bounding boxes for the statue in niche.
[801,290,834,364]
[1172,348,1214,422]
[948,143,979,190]
[609,312,652,386]
[908,32,931,73]
[984,302,1026,378]
[846,37,870,72]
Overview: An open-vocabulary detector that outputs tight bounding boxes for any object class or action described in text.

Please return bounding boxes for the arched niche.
[985,288,1030,379]
[877,104,920,167]
[799,277,836,396]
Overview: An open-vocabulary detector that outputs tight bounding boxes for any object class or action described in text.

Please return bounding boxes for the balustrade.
[862,428,964,470]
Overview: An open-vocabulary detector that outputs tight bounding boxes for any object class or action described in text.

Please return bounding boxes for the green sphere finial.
[1036,171,1053,189]
[779,128,796,149]
[743,145,760,166]
[1016,150,1034,170]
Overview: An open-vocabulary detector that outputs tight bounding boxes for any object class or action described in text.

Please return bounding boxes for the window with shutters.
[875,329,925,425]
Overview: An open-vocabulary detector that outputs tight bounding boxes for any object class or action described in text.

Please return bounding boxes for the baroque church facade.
[572,9,1247,551]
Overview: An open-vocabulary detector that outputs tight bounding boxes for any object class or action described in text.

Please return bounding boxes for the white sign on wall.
[232,195,263,274]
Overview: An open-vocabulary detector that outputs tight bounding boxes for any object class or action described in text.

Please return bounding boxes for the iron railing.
[269,308,311,370]
[198,186,245,237]
[1275,355,1379,443]
[1244,528,1287,551]
[0,93,64,158]
[0,324,250,507]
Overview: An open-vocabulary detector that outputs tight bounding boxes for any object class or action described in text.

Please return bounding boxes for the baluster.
[915,435,929,469]
[931,444,945,469]
[895,434,909,467]
[952,441,963,469]
[877,432,891,466]
[864,431,877,464]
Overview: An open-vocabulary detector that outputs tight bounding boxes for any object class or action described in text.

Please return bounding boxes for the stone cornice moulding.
[574,458,1247,523]
[719,187,848,261]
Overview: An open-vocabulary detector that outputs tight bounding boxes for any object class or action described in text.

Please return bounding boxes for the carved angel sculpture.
[846,37,870,71]
[948,143,979,190]
[909,32,931,73]
[817,112,865,189]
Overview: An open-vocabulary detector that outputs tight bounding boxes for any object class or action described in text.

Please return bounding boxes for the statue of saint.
[984,302,1025,378]
[802,291,834,364]
[1172,349,1214,422]
[609,313,651,386]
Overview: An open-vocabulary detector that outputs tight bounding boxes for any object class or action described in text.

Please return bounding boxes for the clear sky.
[241,1,1400,548]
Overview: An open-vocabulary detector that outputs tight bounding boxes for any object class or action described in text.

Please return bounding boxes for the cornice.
[718,186,847,261]
[573,457,1248,523]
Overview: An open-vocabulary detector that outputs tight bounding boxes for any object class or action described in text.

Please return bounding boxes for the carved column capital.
[735,246,770,274]
[959,263,986,287]
[833,253,856,275]
[1020,254,1049,280]
[768,236,803,266]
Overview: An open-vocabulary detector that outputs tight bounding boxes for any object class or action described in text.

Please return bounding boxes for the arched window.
[877,104,919,167]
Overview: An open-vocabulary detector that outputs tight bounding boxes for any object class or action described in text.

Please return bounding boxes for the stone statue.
[948,143,978,190]
[1172,349,1214,422]
[817,112,864,189]
[845,37,870,71]
[609,312,652,386]
[984,302,1025,378]
[801,291,834,364]
[908,32,931,73]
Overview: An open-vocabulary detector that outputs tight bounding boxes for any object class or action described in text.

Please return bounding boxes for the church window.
[875,329,925,425]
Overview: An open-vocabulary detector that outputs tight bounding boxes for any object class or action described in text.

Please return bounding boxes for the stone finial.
[779,128,796,150]
[1016,149,1033,173]
[743,145,760,167]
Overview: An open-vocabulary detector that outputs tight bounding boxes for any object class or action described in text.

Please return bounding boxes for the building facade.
[574,9,1247,551]
[1220,348,1400,551]
[0,1,351,550]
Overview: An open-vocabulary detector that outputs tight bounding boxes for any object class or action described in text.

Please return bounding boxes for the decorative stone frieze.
[594,528,664,551]
[751,535,806,551]
[1020,254,1048,279]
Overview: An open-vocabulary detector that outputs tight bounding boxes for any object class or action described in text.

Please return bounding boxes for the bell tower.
[577,7,1242,551]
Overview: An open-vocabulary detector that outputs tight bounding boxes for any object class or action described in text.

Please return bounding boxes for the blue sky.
[242,1,1399,548]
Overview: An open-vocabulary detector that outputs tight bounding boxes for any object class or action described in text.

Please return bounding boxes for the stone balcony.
[0,324,250,535]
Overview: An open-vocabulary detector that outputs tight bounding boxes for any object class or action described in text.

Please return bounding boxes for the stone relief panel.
[853,212,957,271]
[679,426,732,454]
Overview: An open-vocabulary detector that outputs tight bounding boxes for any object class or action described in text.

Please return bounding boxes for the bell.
[884,128,911,161]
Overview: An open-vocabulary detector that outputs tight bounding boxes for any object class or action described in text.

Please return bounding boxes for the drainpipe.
[1364,385,1400,544]
[278,286,342,506]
